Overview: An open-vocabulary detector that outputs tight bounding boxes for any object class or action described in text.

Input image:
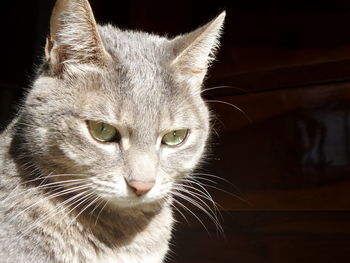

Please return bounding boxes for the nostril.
[126,180,155,196]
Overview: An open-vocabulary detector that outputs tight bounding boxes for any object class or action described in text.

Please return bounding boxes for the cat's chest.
[53,209,173,263]
[86,251,165,263]
[60,232,169,263]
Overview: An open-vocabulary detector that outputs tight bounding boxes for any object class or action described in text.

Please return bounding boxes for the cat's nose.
[126,180,155,196]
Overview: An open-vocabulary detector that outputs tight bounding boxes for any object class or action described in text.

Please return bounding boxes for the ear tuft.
[171,11,226,79]
[46,0,110,74]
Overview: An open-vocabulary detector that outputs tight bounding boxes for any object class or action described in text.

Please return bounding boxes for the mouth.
[90,178,172,209]
[100,189,167,209]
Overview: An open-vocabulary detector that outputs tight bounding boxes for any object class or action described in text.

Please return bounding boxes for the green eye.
[162,129,189,146]
[87,121,119,143]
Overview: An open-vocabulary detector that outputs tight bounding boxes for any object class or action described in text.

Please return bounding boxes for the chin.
[102,191,169,212]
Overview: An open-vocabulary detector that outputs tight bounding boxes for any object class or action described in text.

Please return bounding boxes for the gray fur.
[0,0,225,262]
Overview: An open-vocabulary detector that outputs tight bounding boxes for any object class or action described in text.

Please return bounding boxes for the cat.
[0,0,225,262]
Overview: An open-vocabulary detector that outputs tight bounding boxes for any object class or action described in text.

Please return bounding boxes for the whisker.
[177,180,223,213]
[206,99,251,123]
[170,201,189,224]
[7,184,93,224]
[3,179,90,205]
[89,197,104,216]
[173,183,219,211]
[171,197,210,234]
[95,199,109,226]
[174,185,222,226]
[172,190,223,234]
[173,185,222,226]
[4,172,90,197]
[73,194,99,221]
[17,189,92,240]
[191,172,239,188]
[202,85,247,94]
[189,178,252,206]
[190,173,250,202]
[61,192,97,235]
[180,178,225,222]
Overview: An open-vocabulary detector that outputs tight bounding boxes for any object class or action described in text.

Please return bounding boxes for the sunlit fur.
[0,0,225,262]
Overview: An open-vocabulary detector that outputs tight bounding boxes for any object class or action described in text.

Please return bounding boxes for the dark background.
[1,0,350,262]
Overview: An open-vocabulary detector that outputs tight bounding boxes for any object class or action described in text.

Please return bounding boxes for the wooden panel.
[200,82,350,211]
[207,59,350,95]
[171,211,350,263]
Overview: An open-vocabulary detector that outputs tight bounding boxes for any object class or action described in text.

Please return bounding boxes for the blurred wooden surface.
[171,211,350,263]
[171,81,350,263]
[1,0,350,262]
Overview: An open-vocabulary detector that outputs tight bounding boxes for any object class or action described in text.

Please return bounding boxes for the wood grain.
[171,211,350,263]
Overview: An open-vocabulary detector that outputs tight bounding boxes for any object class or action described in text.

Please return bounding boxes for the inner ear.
[171,12,225,77]
[46,0,111,73]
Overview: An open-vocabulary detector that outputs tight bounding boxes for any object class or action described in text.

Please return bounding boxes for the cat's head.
[18,0,225,210]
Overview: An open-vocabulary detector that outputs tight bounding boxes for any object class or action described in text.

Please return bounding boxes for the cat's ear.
[171,12,225,86]
[45,0,111,74]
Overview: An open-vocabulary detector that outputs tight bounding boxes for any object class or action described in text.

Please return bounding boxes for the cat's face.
[28,66,209,208]
[20,0,224,210]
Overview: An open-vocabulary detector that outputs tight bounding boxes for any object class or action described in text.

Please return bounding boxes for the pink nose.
[127,180,155,196]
